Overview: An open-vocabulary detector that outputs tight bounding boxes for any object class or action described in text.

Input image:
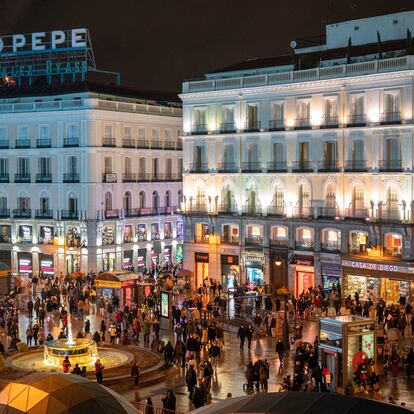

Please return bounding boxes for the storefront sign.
[221,254,239,265]
[39,254,54,276]
[176,244,183,262]
[66,226,81,248]
[137,224,147,241]
[122,280,135,287]
[242,253,265,264]
[342,260,409,274]
[296,265,314,272]
[195,252,209,263]
[320,253,341,264]
[95,280,121,289]
[292,255,314,266]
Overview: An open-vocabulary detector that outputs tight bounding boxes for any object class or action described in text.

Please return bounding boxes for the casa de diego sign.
[342,259,414,274]
[0,28,95,80]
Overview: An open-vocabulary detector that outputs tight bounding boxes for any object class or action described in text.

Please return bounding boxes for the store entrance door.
[196,262,209,290]
[66,255,80,274]
[322,350,338,391]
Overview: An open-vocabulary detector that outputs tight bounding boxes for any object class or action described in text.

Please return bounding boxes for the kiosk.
[95,271,138,306]
[319,315,376,392]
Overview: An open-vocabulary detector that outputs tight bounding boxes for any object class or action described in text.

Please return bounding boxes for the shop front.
[66,252,80,274]
[270,250,288,290]
[320,253,341,294]
[102,251,116,272]
[221,254,240,290]
[342,258,414,303]
[195,252,209,289]
[243,252,265,287]
[291,255,314,297]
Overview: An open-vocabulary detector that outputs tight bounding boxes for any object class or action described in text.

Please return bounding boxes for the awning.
[95,271,138,288]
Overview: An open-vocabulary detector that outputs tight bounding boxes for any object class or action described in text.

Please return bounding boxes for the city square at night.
[1,1,414,413]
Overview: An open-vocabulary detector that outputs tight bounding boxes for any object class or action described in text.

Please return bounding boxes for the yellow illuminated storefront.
[342,259,414,303]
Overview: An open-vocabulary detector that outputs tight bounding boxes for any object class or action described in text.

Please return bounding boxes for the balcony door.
[222,107,234,126]
[153,158,159,179]
[323,141,337,166]
[297,101,310,119]
[324,98,337,119]
[247,143,259,164]
[39,158,51,176]
[350,95,364,116]
[40,197,49,212]
[247,104,258,128]
[68,156,77,174]
[68,196,78,214]
[223,143,235,166]
[384,138,400,164]
[18,196,30,210]
[351,139,364,164]
[193,145,205,169]
[298,184,310,213]
[299,142,309,166]
[272,142,284,163]
[385,93,400,115]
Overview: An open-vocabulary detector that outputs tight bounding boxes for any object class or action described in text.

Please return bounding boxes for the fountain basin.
[44,338,98,367]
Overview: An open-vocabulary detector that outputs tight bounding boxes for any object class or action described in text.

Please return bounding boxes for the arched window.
[349,183,366,218]
[321,182,337,218]
[105,192,112,211]
[246,225,263,245]
[164,190,171,207]
[295,227,314,250]
[221,183,235,212]
[139,191,146,209]
[270,225,288,246]
[246,183,261,215]
[321,228,341,252]
[17,193,30,210]
[123,191,132,213]
[297,183,310,217]
[39,192,50,213]
[269,184,284,215]
[152,191,159,210]
[68,193,78,214]
[384,232,402,258]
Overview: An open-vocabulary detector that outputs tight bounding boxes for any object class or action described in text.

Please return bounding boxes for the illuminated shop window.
[384,233,402,258]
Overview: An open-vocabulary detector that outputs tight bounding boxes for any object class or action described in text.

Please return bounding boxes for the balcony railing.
[245,237,264,246]
[102,137,116,147]
[267,161,287,172]
[122,173,137,182]
[60,210,79,220]
[317,160,340,172]
[292,161,314,172]
[191,124,208,135]
[344,207,370,219]
[321,115,339,128]
[218,204,238,214]
[267,206,286,217]
[380,111,401,125]
[35,173,52,183]
[63,137,79,147]
[102,173,117,183]
[194,236,209,243]
[184,205,209,215]
[63,173,80,183]
[294,117,311,130]
[317,207,340,218]
[270,238,289,248]
[36,138,51,148]
[13,209,31,218]
[0,174,9,183]
[221,236,240,245]
[137,173,152,182]
[295,241,314,251]
[0,140,8,149]
[243,121,261,132]
[269,119,285,131]
[188,163,209,173]
[376,208,404,223]
[378,159,402,172]
[217,162,239,173]
[151,140,163,149]
[104,209,120,219]
[152,173,182,182]
[0,209,10,218]
[242,205,262,215]
[35,209,53,219]
[15,139,30,148]
[344,160,367,172]
[292,207,313,218]
[220,122,236,133]
[321,243,341,253]
[14,173,30,183]
[136,140,149,149]
[241,162,262,173]
[122,138,136,148]
[347,114,366,127]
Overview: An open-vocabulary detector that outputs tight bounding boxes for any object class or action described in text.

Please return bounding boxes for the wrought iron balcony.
[15,139,30,148]
[184,205,209,215]
[320,115,339,129]
[0,140,8,149]
[63,137,79,147]
[321,243,341,253]
[60,210,79,220]
[245,236,264,246]
[269,119,285,131]
[317,160,340,172]
[242,204,262,216]
[292,161,314,172]
[217,162,239,173]
[36,173,52,183]
[36,138,51,148]
[294,117,311,130]
[317,207,340,218]
[270,238,289,248]
[376,208,405,223]
[136,140,149,149]
[102,173,117,183]
[122,173,137,182]
[380,112,401,125]
[104,209,120,219]
[219,122,236,133]
[347,114,366,127]
[0,174,9,183]
[241,162,262,173]
[63,173,80,183]
[267,161,287,173]
[378,159,402,172]
[188,163,209,173]
[14,173,30,183]
[267,206,286,217]
[102,137,116,147]
[292,207,313,219]
[151,140,163,149]
[221,236,240,245]
[0,209,10,218]
[344,160,367,172]
[194,235,210,243]
[344,207,370,219]
[191,124,208,135]
[136,173,152,182]
[218,204,238,215]
[295,241,314,251]
[243,121,261,132]
[35,209,53,219]
[122,138,135,148]
[13,209,31,218]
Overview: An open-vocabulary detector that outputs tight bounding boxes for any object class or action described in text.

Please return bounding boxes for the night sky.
[1,0,414,93]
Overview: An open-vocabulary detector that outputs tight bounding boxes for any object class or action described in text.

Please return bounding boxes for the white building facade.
[0,84,184,277]
[180,11,414,302]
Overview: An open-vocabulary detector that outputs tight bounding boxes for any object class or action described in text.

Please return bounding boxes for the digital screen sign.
[160,291,169,318]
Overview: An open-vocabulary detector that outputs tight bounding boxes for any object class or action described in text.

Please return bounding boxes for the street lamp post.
[275,258,291,351]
